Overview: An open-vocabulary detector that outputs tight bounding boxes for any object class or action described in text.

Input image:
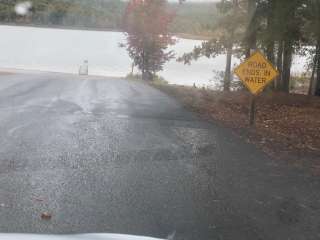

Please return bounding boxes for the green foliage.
[125,73,142,81]
[125,73,168,85]
[152,75,169,85]
[178,0,320,95]
[178,1,245,64]
[169,3,218,36]
[290,75,309,91]
[178,0,247,91]
[0,0,126,28]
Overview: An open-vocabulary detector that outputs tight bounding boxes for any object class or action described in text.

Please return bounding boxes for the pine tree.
[178,0,246,91]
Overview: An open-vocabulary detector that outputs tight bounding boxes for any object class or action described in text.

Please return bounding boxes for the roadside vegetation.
[170,2,219,38]
[121,0,176,81]
[178,0,320,97]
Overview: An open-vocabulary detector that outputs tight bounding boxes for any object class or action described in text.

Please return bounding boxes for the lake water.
[0,25,307,86]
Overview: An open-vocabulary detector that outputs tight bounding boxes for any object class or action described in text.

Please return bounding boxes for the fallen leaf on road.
[34,198,44,202]
[41,212,52,220]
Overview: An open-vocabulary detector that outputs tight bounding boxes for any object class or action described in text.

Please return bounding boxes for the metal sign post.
[249,95,256,126]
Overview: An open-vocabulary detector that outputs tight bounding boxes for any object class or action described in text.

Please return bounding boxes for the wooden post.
[249,95,256,126]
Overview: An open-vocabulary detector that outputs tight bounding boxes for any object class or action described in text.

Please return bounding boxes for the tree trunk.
[281,40,293,93]
[267,41,275,90]
[141,50,145,76]
[142,50,150,81]
[315,40,320,96]
[224,45,233,91]
[275,41,283,90]
[267,41,275,65]
[308,45,318,95]
[266,0,280,90]
[245,0,257,58]
[266,0,275,64]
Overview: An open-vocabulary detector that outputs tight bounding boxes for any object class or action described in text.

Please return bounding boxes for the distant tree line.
[170,2,218,37]
[0,0,216,34]
[179,0,320,96]
[0,0,125,28]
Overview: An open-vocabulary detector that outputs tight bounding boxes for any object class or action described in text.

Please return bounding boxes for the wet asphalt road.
[0,72,319,240]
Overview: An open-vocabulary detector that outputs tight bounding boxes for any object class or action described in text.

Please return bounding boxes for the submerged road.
[0,71,319,240]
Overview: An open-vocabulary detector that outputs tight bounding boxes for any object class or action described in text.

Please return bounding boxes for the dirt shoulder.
[0,71,14,76]
[153,83,320,173]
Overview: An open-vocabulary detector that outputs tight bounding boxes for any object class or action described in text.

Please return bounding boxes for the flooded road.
[0,71,319,239]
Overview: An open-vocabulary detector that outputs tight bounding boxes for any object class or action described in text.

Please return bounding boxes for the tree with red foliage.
[123,0,175,80]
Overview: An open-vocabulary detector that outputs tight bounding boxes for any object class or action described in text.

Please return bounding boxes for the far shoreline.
[0,22,123,33]
[0,22,210,41]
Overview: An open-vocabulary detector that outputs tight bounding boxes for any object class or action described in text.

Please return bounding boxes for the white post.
[79,60,89,75]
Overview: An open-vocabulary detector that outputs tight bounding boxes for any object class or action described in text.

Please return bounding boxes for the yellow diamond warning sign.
[234,51,279,95]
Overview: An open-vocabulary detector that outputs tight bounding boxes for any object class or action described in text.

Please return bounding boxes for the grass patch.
[125,73,168,85]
